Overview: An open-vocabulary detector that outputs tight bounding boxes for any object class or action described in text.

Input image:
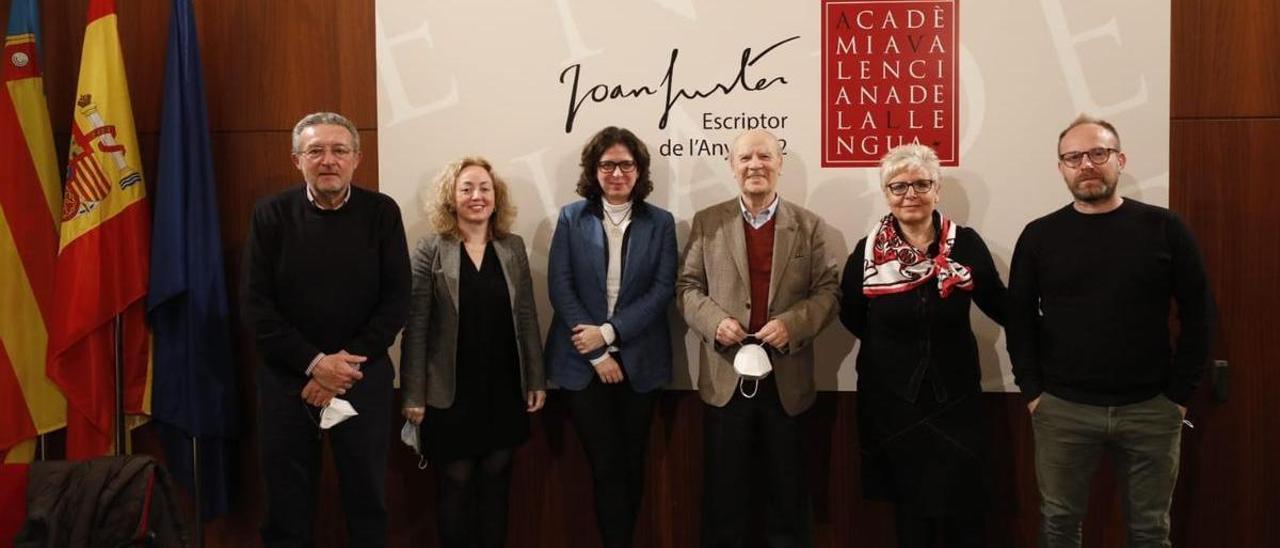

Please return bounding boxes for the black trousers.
[566,374,658,548]
[894,508,985,548]
[702,376,811,548]
[257,360,393,548]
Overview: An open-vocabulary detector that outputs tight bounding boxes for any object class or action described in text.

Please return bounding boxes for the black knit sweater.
[242,184,410,379]
[1006,198,1215,406]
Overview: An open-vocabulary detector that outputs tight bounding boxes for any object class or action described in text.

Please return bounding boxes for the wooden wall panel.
[35,0,377,133]
[1170,0,1280,545]
[191,0,377,131]
[1169,119,1280,547]
[1171,0,1280,118]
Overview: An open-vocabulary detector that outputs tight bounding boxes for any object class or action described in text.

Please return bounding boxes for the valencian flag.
[147,0,237,517]
[47,0,152,458]
[0,0,67,463]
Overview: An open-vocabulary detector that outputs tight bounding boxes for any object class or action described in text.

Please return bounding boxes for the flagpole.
[193,436,204,548]
[114,314,126,455]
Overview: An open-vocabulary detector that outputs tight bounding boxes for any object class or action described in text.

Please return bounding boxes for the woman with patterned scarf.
[838,144,1006,548]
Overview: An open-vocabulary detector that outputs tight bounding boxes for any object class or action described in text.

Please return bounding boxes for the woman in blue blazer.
[545,126,677,548]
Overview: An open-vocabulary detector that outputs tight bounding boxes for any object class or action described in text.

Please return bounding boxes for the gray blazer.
[400,232,546,409]
[676,197,840,416]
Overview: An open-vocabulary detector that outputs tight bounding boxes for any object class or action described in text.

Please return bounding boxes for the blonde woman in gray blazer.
[400,157,545,548]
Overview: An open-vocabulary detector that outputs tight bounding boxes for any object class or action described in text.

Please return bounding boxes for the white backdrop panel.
[376,0,1170,391]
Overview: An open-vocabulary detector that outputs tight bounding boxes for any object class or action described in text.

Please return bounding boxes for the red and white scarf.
[862,212,974,298]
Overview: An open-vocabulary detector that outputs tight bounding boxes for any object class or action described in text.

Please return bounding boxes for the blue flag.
[147,0,236,519]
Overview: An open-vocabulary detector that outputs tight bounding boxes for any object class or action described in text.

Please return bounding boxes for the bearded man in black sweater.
[243,112,410,547]
[1007,115,1215,548]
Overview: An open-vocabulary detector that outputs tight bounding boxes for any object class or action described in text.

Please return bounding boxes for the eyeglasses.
[598,160,637,173]
[1058,147,1118,168]
[885,179,935,196]
[296,145,355,162]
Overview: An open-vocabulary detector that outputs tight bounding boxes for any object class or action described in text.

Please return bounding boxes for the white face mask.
[400,419,420,453]
[400,420,429,469]
[733,343,773,398]
[318,398,358,429]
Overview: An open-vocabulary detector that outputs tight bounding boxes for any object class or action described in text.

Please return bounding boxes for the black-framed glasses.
[885,179,935,196]
[598,160,637,173]
[1059,147,1118,168]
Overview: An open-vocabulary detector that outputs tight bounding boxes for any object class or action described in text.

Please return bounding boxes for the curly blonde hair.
[425,156,517,240]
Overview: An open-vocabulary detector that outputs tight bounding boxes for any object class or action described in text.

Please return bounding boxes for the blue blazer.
[544,199,677,392]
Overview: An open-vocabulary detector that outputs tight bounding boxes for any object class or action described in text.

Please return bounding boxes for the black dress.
[838,223,1006,516]
[423,243,529,462]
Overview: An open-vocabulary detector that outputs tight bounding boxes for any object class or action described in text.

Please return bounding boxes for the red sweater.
[743,217,776,333]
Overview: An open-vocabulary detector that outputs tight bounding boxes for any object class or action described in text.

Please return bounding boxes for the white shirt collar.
[306,184,351,210]
[739,193,780,230]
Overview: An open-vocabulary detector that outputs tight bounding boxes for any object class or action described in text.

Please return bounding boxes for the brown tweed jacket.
[676,197,840,416]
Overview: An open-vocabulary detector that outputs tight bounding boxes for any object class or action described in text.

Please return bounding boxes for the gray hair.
[879,143,942,187]
[292,111,360,152]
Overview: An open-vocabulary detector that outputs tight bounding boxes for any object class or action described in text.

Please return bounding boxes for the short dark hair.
[1057,114,1122,154]
[576,126,654,204]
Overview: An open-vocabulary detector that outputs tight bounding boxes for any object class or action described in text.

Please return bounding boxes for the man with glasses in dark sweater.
[243,112,410,547]
[1007,115,1215,548]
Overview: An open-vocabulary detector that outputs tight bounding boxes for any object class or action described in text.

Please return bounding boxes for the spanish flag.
[0,0,66,463]
[47,0,152,458]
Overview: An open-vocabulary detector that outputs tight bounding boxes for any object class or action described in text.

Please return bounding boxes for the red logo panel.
[822,0,959,167]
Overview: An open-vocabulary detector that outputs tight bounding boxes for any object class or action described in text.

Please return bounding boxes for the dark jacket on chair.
[16,455,188,547]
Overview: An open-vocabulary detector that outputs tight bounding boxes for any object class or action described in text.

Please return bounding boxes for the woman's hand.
[403,406,425,425]
[526,390,547,413]
[572,324,607,354]
[593,355,624,384]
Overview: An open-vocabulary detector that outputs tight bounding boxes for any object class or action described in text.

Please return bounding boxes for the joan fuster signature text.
[558,35,799,133]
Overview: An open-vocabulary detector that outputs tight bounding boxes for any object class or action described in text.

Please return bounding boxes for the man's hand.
[593,355,624,384]
[1177,404,1187,418]
[403,406,425,425]
[756,319,790,349]
[572,324,607,355]
[1027,396,1041,414]
[526,390,546,413]
[313,351,366,394]
[301,379,337,407]
[715,317,748,347]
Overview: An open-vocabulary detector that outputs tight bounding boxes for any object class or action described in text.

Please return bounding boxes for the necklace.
[604,208,630,227]
[603,203,631,236]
